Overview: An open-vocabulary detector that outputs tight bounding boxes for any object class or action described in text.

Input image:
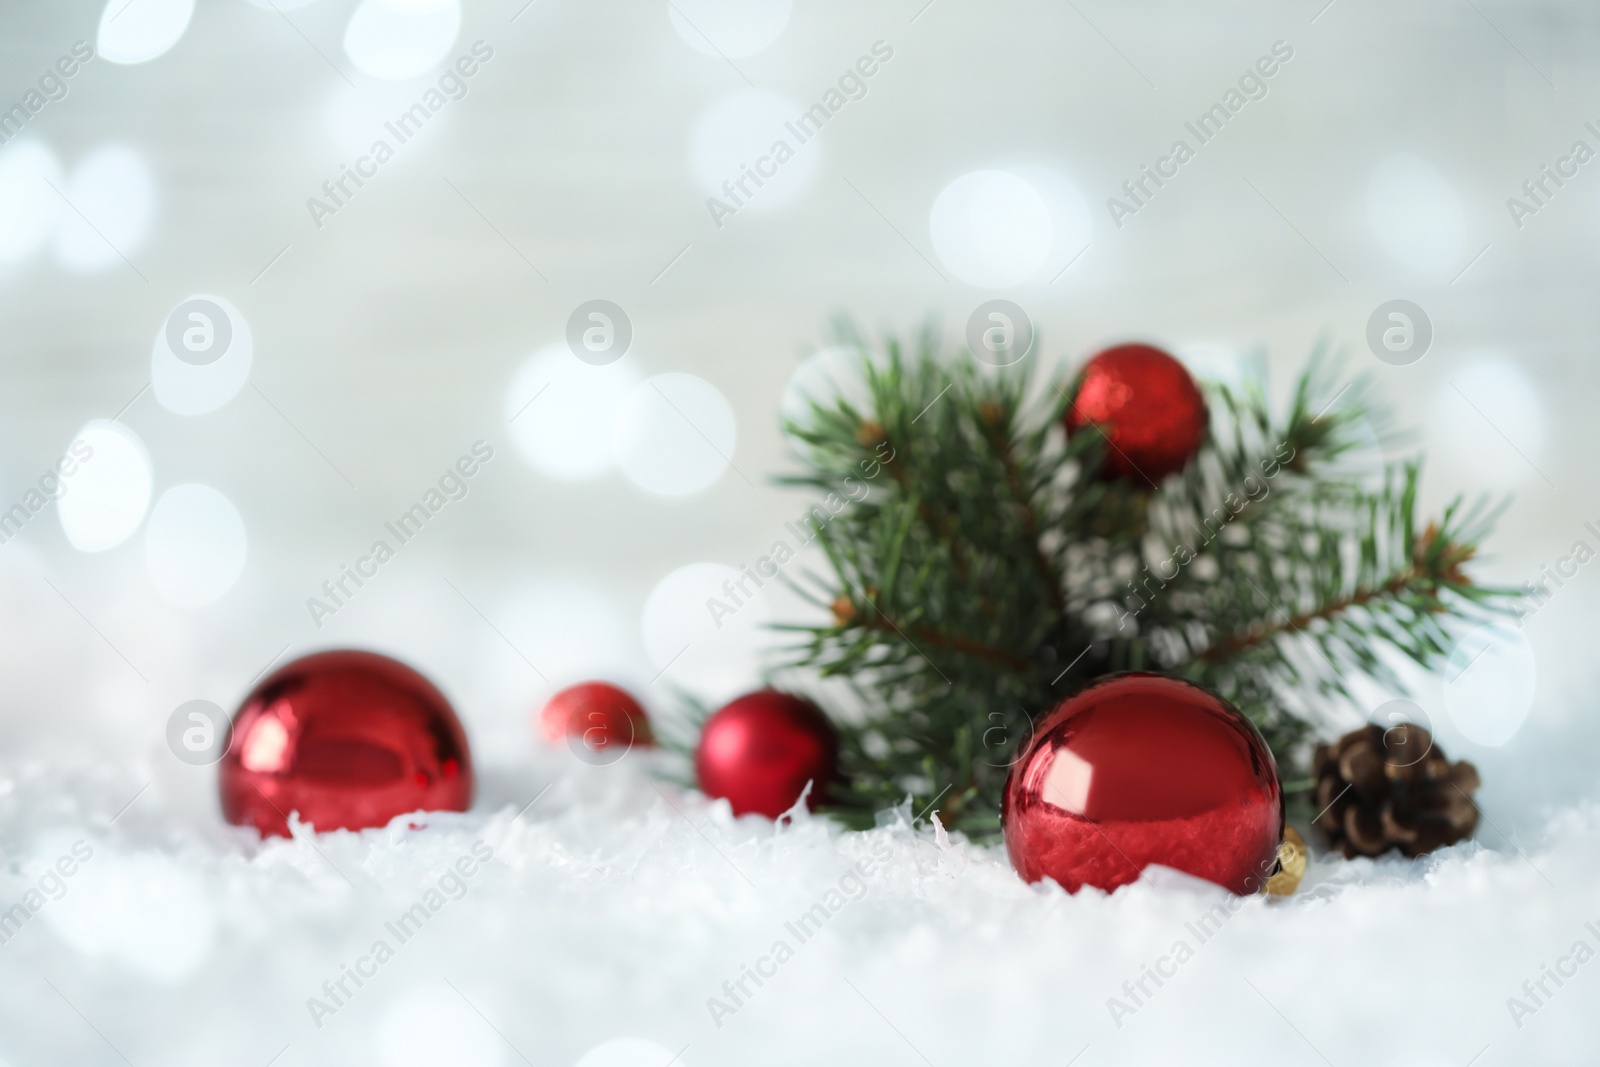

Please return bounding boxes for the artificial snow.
[0,749,1591,1066]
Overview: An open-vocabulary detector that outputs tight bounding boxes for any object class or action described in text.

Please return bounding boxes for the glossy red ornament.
[696,690,837,818]
[1064,343,1208,484]
[538,681,653,755]
[219,650,473,837]
[1002,674,1282,895]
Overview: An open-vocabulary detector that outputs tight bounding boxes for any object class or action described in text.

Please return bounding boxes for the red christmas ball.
[538,681,653,761]
[219,650,473,837]
[1002,674,1282,895]
[696,690,837,819]
[1064,343,1207,484]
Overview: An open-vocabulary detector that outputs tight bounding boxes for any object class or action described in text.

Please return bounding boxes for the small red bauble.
[696,690,837,819]
[538,681,653,757]
[1064,343,1208,484]
[219,650,473,837]
[1002,674,1282,895]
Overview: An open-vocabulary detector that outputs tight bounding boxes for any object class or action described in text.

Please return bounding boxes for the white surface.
[0,758,1592,1064]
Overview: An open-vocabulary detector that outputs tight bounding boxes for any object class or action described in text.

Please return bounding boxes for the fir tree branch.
[980,408,1066,615]
[871,424,972,581]
[1201,567,1425,663]
[840,602,1033,670]
[766,324,1521,838]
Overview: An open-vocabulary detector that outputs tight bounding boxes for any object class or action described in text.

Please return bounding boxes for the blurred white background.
[0,0,1595,852]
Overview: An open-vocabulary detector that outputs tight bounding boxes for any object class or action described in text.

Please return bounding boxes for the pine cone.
[1311,723,1480,858]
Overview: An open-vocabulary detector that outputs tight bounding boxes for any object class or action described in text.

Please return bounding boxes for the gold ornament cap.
[1265,825,1308,896]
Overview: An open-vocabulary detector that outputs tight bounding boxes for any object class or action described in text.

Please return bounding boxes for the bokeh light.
[97,0,194,66]
[51,145,156,273]
[612,373,736,496]
[689,91,818,214]
[151,294,253,415]
[0,140,62,264]
[1445,622,1537,747]
[929,170,1053,287]
[344,0,462,81]
[57,420,153,553]
[1428,356,1548,489]
[1010,164,1093,279]
[505,345,641,482]
[641,562,768,701]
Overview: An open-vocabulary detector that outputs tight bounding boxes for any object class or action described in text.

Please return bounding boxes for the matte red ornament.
[538,681,653,756]
[1002,674,1282,895]
[1064,343,1208,484]
[220,650,473,837]
[696,690,837,818]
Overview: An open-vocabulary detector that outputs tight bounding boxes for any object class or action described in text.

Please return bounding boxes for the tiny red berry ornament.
[1002,674,1283,895]
[538,681,653,763]
[696,690,838,818]
[1064,343,1208,484]
[220,650,473,837]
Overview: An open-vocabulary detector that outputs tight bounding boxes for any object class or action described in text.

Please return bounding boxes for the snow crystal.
[0,749,1592,1065]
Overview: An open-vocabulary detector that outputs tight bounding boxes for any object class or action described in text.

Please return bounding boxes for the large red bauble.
[1002,674,1282,895]
[219,650,473,837]
[696,690,837,819]
[538,681,653,756]
[1064,343,1207,484]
